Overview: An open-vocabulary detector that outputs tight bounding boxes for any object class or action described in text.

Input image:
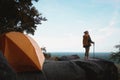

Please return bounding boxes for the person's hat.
[84,31,88,34]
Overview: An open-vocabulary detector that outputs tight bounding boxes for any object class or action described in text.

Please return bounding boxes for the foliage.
[110,52,120,63]
[41,47,47,53]
[110,43,120,63]
[115,44,120,52]
[0,0,47,35]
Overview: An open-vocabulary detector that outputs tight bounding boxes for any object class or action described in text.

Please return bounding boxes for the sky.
[31,0,120,52]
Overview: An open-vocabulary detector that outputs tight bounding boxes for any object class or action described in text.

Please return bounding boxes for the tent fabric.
[25,35,45,70]
[0,32,45,72]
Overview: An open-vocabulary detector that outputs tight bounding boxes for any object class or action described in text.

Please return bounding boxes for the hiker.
[83,31,94,60]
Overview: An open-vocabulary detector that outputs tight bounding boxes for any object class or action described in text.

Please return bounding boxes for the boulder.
[73,59,104,80]
[73,58,118,80]
[42,58,118,80]
[59,54,80,61]
[43,60,86,80]
[0,52,118,80]
[89,58,118,80]
[0,52,16,80]
[17,71,47,80]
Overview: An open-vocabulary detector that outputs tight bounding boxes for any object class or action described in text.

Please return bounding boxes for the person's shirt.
[83,34,93,47]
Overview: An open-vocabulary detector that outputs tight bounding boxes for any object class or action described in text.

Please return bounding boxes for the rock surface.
[0,52,16,80]
[0,53,118,80]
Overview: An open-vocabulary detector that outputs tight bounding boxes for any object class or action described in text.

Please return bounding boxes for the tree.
[0,0,46,35]
[110,42,120,63]
[115,44,120,52]
[41,47,47,53]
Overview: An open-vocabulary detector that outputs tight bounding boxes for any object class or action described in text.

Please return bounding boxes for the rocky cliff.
[0,53,118,80]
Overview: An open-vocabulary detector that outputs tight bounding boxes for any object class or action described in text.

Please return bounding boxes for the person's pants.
[85,47,90,57]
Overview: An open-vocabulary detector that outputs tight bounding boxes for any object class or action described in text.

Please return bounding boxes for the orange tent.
[0,32,45,72]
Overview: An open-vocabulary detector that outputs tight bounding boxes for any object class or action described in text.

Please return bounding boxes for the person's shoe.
[84,56,88,60]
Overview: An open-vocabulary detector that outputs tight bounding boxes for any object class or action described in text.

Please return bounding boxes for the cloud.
[109,9,119,27]
[32,0,120,52]
[93,0,120,3]
[32,33,82,52]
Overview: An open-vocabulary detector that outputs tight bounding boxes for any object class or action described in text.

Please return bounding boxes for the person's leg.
[85,47,90,59]
[84,48,87,59]
[86,47,90,59]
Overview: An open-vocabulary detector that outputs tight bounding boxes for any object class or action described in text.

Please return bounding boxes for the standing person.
[83,31,94,60]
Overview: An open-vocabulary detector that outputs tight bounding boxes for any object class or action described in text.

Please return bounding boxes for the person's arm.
[88,35,94,44]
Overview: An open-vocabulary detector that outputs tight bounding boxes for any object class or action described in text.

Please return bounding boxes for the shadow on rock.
[73,58,118,80]
[0,52,16,80]
[43,60,87,80]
